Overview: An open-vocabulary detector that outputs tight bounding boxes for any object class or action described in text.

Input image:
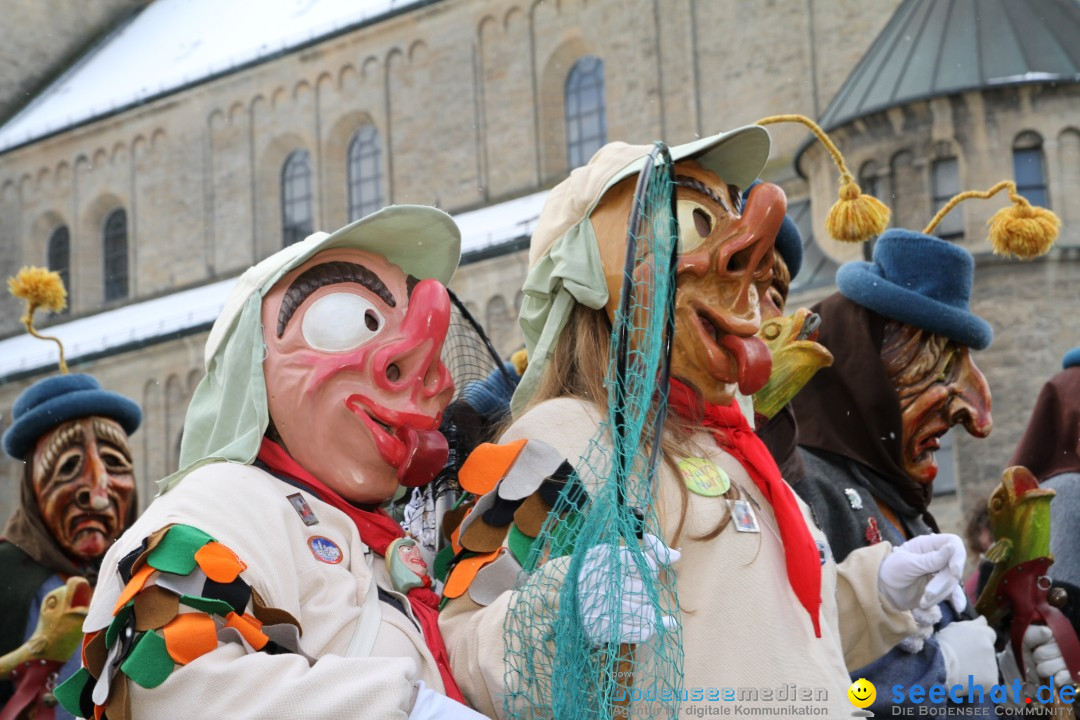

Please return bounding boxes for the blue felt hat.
[836,229,993,350]
[743,181,802,279]
[1064,347,1080,370]
[2,374,142,460]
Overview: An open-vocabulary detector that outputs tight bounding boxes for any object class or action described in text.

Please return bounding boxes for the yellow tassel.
[510,348,528,376]
[758,114,889,244]
[923,181,1059,260]
[7,266,69,373]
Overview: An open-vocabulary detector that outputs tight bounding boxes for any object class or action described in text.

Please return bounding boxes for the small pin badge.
[865,517,883,545]
[844,488,863,510]
[732,499,760,533]
[287,493,319,526]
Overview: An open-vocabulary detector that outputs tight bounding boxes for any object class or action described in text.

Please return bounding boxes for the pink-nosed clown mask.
[261,248,455,504]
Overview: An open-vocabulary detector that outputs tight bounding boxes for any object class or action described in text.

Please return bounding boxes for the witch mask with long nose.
[589,160,785,407]
[260,247,455,505]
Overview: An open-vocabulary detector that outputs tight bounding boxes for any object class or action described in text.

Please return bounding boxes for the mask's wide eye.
[676,199,715,253]
[301,292,384,352]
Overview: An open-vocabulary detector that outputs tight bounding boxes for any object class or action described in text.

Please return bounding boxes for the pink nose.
[372,279,454,400]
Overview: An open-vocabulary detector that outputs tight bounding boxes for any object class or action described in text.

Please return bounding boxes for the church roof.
[0,0,430,154]
[818,0,1080,131]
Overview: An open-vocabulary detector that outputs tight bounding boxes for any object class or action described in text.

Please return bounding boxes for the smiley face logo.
[848,678,876,709]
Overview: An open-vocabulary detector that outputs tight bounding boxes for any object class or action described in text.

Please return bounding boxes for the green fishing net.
[503,144,683,720]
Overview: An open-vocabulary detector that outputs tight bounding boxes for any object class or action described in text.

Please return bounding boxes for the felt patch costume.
[64,207,487,720]
[1,268,141,720]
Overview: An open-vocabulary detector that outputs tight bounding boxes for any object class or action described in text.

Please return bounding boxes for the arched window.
[1013,132,1049,208]
[347,125,383,221]
[931,156,962,239]
[282,150,313,246]
[565,56,606,169]
[858,161,883,259]
[48,225,71,313]
[103,209,128,301]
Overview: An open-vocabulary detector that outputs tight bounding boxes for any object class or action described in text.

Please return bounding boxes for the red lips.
[346,395,447,487]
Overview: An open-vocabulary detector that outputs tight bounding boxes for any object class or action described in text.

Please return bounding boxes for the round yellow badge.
[848,678,876,709]
[677,457,730,497]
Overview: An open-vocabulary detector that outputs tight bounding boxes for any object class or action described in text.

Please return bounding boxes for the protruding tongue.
[720,335,773,395]
[397,426,449,488]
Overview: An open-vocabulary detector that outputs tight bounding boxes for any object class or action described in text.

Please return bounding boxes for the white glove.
[878,534,966,610]
[899,605,942,653]
[937,617,999,688]
[998,625,1073,690]
[577,533,681,645]
[409,681,488,720]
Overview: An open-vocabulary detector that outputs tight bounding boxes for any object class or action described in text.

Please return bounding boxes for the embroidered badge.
[678,457,731,497]
[287,493,319,526]
[307,536,343,564]
[865,517,883,545]
[732,499,760,533]
[844,488,863,510]
[817,540,830,566]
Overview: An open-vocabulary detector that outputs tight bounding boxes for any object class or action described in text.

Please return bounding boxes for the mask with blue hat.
[3,268,141,575]
[792,180,1059,520]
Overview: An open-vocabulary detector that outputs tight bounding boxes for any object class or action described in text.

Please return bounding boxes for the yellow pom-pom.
[8,266,67,318]
[825,180,891,243]
[987,203,1059,259]
[510,348,528,376]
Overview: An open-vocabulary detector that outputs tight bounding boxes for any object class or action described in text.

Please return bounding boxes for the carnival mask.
[261,248,455,505]
[31,417,135,562]
[753,250,833,421]
[591,162,783,405]
[881,321,992,485]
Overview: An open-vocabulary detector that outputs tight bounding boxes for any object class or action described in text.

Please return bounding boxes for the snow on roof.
[457,189,548,255]
[0,277,236,380]
[0,0,427,153]
[0,192,545,379]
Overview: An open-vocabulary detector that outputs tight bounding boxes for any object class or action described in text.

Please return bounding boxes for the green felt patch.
[53,666,91,717]
[105,604,133,649]
[147,524,214,575]
[433,545,455,583]
[180,594,234,617]
[120,631,175,689]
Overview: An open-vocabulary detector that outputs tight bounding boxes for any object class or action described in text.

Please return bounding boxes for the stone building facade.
[1,0,1077,537]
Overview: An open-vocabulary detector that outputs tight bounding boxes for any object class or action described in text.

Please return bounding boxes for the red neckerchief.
[667,379,823,637]
[256,438,465,702]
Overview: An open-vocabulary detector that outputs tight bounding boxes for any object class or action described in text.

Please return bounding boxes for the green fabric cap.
[54,667,91,717]
[507,524,536,565]
[147,524,214,576]
[121,630,175,689]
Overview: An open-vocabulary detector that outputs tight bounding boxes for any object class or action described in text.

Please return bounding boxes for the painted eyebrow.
[40,421,84,478]
[674,175,730,211]
[277,261,396,337]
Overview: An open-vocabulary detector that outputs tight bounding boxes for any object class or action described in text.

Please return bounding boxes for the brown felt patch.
[251,587,302,636]
[443,549,500,599]
[441,505,469,543]
[133,586,180,632]
[83,630,107,679]
[458,439,528,495]
[459,516,511,553]
[513,493,554,537]
[105,674,130,720]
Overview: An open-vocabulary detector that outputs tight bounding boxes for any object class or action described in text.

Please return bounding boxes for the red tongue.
[397,427,449,488]
[720,335,773,395]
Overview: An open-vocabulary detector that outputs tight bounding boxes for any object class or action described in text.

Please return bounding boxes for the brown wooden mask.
[881,320,992,484]
[589,161,784,406]
[31,416,135,562]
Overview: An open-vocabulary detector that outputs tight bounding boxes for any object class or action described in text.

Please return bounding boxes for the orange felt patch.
[113,564,155,615]
[194,541,247,583]
[163,613,219,665]
[225,612,268,650]
[442,549,500,599]
[458,439,528,495]
[94,703,105,720]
